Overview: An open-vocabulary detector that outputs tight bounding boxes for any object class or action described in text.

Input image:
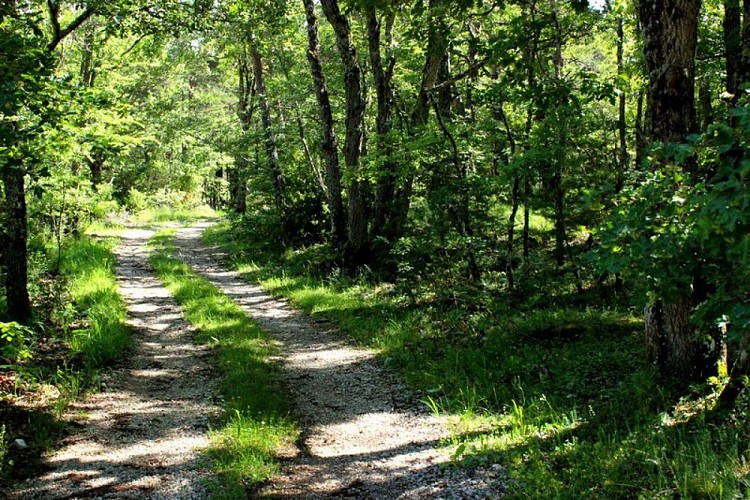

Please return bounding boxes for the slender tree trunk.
[495,103,519,291]
[552,7,566,267]
[320,0,368,268]
[3,162,31,322]
[616,16,628,193]
[249,39,285,211]
[231,51,254,214]
[302,0,346,248]
[635,90,645,169]
[367,8,398,248]
[522,0,539,262]
[640,0,708,383]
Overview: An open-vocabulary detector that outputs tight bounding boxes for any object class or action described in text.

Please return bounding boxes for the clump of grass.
[148,230,297,496]
[62,237,130,366]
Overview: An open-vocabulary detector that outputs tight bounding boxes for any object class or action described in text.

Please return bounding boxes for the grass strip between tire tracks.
[148,229,298,498]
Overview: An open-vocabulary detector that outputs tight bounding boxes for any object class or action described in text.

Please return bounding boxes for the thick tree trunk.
[249,41,285,211]
[302,0,346,248]
[640,0,699,145]
[320,0,369,267]
[2,164,31,322]
[640,0,708,383]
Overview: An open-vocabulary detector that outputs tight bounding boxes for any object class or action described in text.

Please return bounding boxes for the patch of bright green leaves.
[148,230,297,497]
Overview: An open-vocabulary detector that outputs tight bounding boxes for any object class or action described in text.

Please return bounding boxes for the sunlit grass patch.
[134,205,220,223]
[63,237,130,366]
[148,229,297,496]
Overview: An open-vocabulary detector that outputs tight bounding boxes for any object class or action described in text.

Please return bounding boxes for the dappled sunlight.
[13,227,219,498]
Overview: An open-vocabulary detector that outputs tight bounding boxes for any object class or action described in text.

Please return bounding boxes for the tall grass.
[62,237,130,366]
[148,230,297,497]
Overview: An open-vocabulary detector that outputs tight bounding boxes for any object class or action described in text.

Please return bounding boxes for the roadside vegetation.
[0,234,129,485]
[148,229,298,497]
[0,204,213,488]
[204,216,750,498]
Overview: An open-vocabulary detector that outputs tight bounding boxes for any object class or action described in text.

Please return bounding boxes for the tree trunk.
[2,164,31,322]
[302,0,346,248]
[320,0,369,268]
[249,40,285,211]
[640,0,707,383]
[616,16,628,193]
[552,6,566,267]
[231,51,254,215]
[367,7,399,249]
[635,90,645,169]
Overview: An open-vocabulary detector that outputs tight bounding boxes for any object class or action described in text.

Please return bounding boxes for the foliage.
[0,322,34,363]
[596,101,750,344]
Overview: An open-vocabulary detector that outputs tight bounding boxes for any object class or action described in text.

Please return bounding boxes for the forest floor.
[9,223,506,498]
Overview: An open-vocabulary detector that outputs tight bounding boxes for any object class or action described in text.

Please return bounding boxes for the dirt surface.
[9,223,506,498]
[175,223,506,498]
[10,228,220,499]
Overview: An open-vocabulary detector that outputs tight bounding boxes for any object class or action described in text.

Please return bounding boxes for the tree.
[639,0,706,381]
[320,0,369,267]
[301,0,346,248]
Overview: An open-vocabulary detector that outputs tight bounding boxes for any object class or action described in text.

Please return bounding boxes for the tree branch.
[47,6,95,52]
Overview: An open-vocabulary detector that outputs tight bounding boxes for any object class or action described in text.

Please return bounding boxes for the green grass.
[133,204,220,223]
[62,237,130,366]
[148,229,297,497]
[203,218,750,499]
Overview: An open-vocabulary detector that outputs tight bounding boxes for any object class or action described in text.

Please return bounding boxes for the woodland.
[2,0,750,497]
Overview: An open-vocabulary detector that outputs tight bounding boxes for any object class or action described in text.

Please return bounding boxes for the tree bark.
[2,163,31,322]
[616,16,628,193]
[249,39,285,211]
[231,51,255,214]
[640,0,707,383]
[302,0,346,248]
[320,0,368,267]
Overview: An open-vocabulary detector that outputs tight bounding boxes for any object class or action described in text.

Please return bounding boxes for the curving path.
[174,223,506,498]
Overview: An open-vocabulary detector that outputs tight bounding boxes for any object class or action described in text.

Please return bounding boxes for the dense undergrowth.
[0,234,129,485]
[203,216,750,498]
[148,229,297,497]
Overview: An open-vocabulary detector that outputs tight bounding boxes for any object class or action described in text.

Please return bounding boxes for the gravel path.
[174,223,506,498]
[9,223,506,499]
[10,228,220,499]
